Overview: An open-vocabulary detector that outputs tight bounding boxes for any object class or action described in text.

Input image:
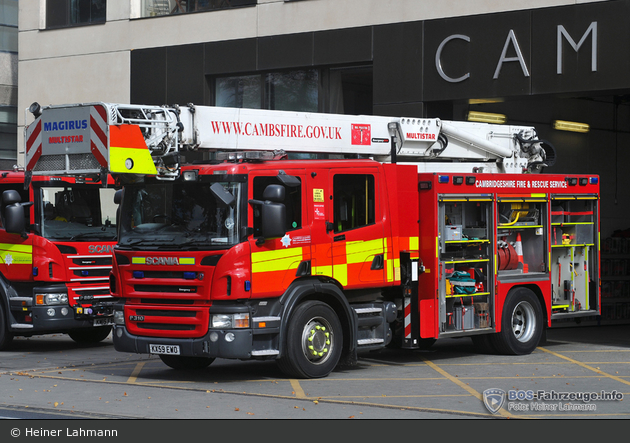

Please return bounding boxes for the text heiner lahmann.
[26,428,118,437]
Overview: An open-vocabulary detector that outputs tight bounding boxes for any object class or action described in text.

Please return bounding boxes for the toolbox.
[454,305,475,330]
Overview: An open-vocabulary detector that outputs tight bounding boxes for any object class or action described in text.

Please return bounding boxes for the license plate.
[93,318,114,327]
[149,344,180,355]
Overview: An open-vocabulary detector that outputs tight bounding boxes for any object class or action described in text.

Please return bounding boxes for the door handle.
[371,254,384,270]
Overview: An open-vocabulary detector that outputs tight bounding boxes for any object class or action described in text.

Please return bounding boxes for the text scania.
[211,121,342,140]
[145,257,181,265]
[43,119,88,132]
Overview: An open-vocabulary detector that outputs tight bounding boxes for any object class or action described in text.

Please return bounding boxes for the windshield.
[118,180,242,250]
[40,186,118,241]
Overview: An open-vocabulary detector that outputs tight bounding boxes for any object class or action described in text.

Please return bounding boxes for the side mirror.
[114,189,123,205]
[249,184,287,244]
[4,204,26,236]
[262,203,286,239]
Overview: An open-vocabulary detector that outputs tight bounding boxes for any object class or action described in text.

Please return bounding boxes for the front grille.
[140,299,194,305]
[134,285,198,293]
[73,269,111,277]
[135,309,196,317]
[124,304,209,338]
[137,324,196,331]
[73,257,113,266]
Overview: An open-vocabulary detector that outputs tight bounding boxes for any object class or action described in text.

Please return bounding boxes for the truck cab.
[0,169,118,349]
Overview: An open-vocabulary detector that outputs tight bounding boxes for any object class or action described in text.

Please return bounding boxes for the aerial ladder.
[25,102,555,181]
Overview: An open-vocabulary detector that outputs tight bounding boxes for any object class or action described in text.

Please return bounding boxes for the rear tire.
[159,355,215,370]
[68,326,112,344]
[490,288,543,355]
[0,303,14,351]
[277,300,343,379]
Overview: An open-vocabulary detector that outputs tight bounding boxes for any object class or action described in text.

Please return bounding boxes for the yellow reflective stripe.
[179,257,195,265]
[0,243,33,265]
[313,265,332,276]
[333,263,347,286]
[110,146,158,175]
[409,237,419,250]
[131,257,146,264]
[252,247,303,273]
[345,239,383,264]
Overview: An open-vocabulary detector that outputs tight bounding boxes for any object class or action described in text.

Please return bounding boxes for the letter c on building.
[435,34,471,83]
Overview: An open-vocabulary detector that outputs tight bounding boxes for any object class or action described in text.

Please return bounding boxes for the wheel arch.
[517,283,548,327]
[497,283,548,332]
[278,277,356,364]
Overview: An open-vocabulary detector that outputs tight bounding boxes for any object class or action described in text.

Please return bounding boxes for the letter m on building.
[557,22,597,74]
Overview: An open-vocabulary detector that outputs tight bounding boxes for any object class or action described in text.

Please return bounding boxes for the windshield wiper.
[70,232,117,241]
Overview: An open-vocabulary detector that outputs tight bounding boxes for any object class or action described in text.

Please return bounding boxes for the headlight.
[113,311,125,325]
[211,313,250,329]
[36,293,68,305]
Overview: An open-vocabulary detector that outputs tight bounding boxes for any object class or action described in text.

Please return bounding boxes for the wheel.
[159,355,215,370]
[471,334,497,354]
[0,303,14,351]
[68,326,112,344]
[277,300,343,379]
[490,288,543,355]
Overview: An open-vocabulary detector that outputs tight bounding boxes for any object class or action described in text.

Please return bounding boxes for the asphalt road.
[0,323,628,424]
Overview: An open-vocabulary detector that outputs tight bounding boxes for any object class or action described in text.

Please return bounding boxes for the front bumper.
[113,325,254,359]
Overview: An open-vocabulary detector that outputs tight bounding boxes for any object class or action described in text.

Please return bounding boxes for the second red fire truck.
[0,161,118,350]
[24,102,599,378]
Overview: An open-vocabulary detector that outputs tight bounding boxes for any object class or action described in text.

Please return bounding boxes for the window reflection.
[142,0,255,18]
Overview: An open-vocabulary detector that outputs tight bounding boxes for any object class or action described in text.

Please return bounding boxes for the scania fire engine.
[24,102,599,378]
[0,162,118,349]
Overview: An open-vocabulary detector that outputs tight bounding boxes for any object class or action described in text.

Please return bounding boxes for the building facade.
[0,0,17,161]
[17,0,629,235]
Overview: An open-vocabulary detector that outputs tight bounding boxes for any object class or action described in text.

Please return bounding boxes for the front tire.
[68,326,112,344]
[0,303,14,351]
[159,355,215,370]
[277,300,343,379]
[491,288,543,355]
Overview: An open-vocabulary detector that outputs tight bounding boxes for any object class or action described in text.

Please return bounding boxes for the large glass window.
[141,0,255,18]
[46,0,106,29]
[0,106,16,160]
[119,180,243,249]
[333,174,374,233]
[215,70,318,112]
[252,176,302,237]
[40,186,117,241]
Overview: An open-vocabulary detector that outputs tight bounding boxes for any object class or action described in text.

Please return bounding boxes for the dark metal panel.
[423,11,532,101]
[373,22,424,105]
[313,27,372,65]
[131,47,167,105]
[531,1,630,95]
[373,101,426,118]
[258,32,313,70]
[204,38,257,75]
[166,44,205,105]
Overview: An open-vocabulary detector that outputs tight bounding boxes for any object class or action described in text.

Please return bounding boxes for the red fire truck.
[0,162,118,349]
[24,102,599,378]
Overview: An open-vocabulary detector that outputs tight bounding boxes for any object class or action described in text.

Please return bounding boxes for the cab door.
[248,170,311,298]
[328,168,386,288]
